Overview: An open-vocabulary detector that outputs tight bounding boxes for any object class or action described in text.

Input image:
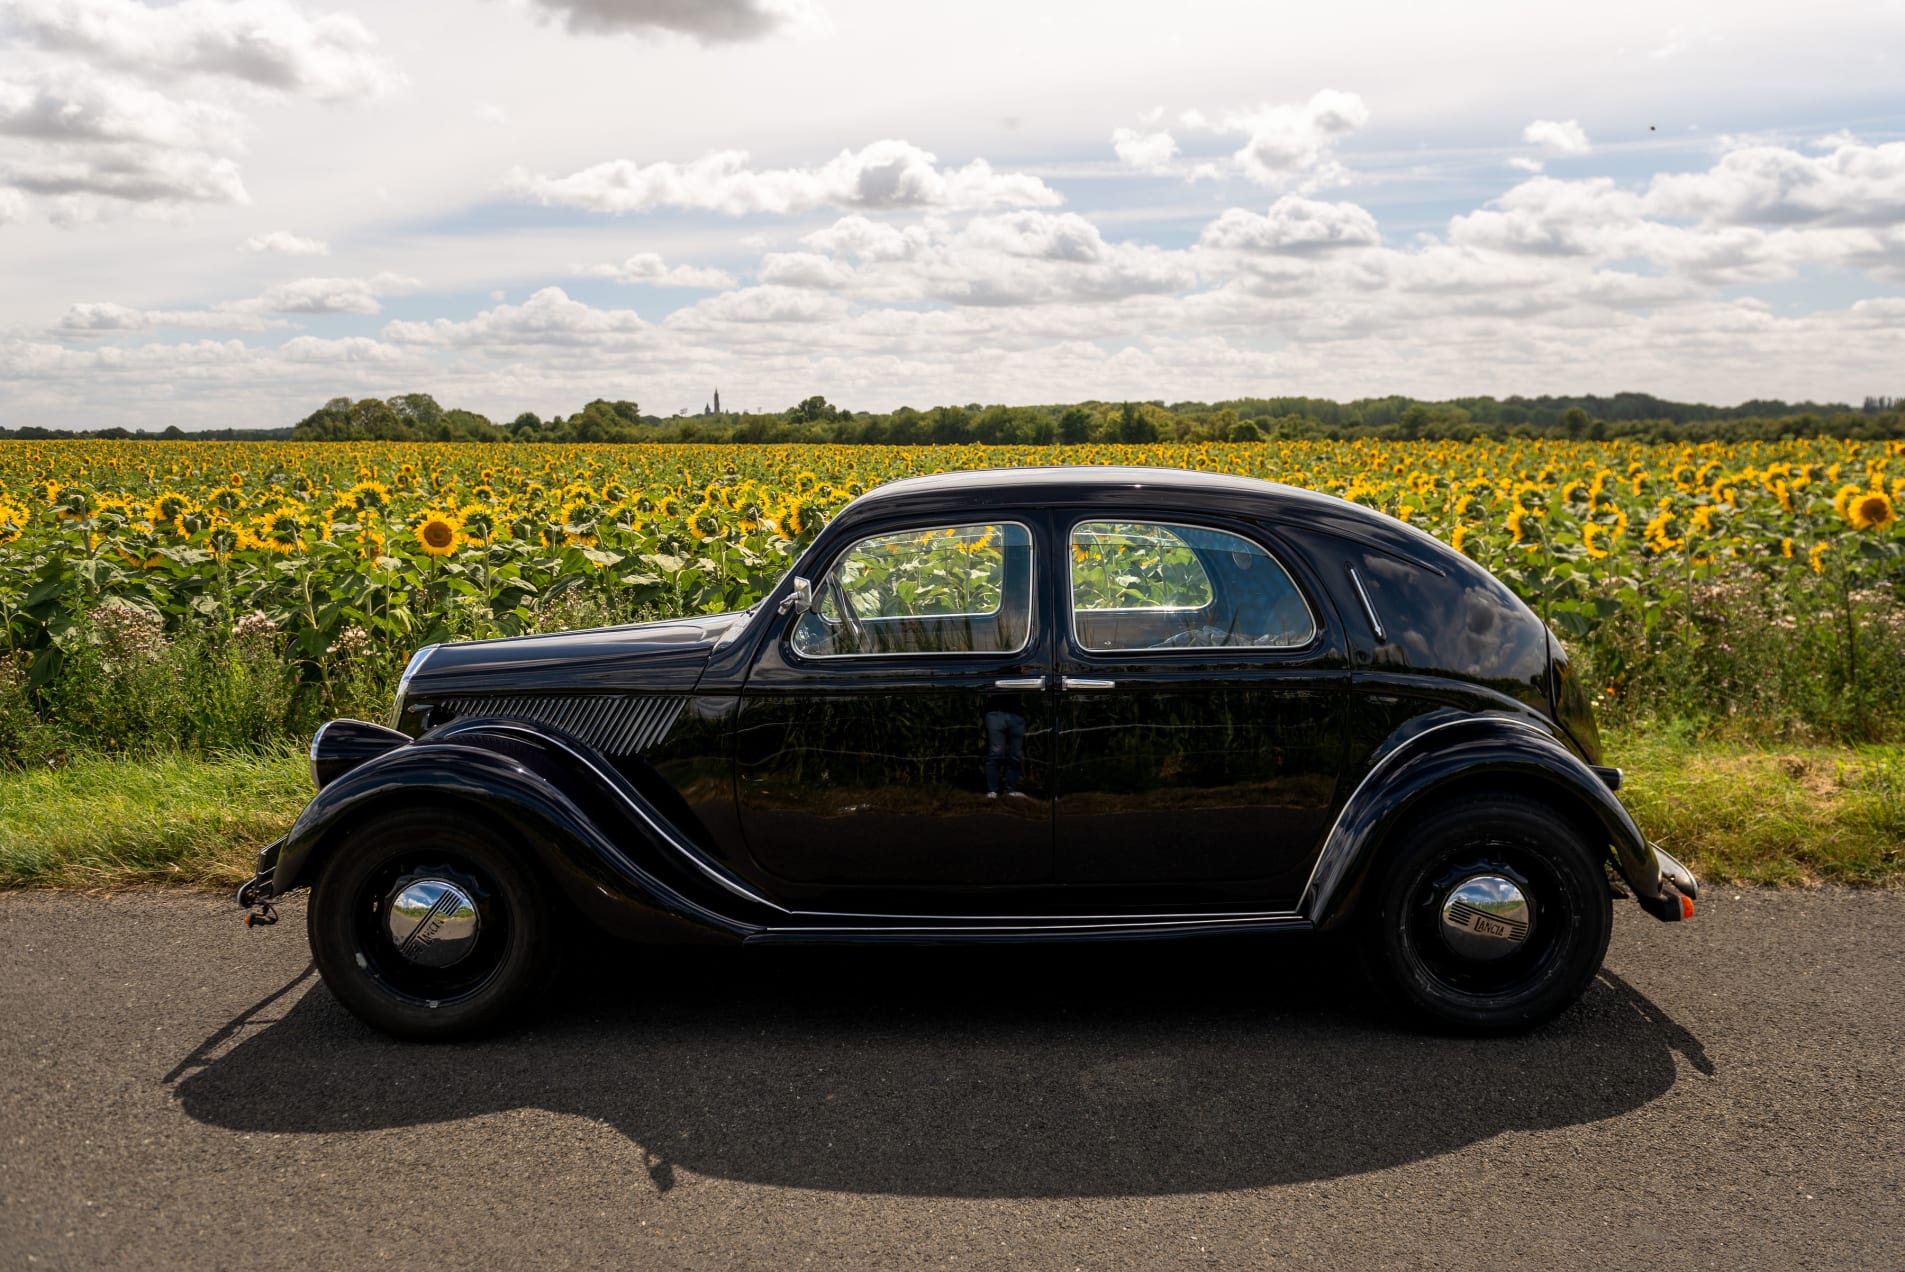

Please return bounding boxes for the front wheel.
[308,807,556,1041]
[1362,793,1612,1034]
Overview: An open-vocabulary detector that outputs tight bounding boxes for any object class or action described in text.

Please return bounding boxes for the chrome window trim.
[1064,517,1320,655]
[787,519,1037,662]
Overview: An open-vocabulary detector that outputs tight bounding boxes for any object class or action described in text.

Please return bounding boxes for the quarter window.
[791,522,1033,657]
[1069,521,1314,651]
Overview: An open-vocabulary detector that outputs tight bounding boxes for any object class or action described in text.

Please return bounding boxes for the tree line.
[5,390,1902,444]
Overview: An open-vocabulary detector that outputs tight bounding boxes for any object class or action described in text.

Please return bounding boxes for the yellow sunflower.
[415,511,462,557]
[1848,489,1895,531]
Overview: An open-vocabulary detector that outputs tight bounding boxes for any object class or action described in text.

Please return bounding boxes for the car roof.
[841,465,1455,573]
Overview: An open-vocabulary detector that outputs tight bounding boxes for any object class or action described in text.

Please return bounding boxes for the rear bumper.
[1635,844,1698,922]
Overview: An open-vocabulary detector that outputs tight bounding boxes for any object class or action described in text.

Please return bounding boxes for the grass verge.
[0,731,1900,891]
[1609,730,1905,887]
[0,748,305,890]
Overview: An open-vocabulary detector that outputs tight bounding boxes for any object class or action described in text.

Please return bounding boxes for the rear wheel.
[308,807,555,1041]
[1363,793,1611,1033]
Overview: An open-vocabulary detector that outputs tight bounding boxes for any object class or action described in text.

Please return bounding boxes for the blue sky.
[3,0,1904,430]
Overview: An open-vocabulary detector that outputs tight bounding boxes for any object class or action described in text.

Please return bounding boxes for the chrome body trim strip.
[1347,566,1385,642]
[440,718,790,913]
[1296,715,1504,917]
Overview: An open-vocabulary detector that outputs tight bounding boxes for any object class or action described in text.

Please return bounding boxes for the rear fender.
[274,738,762,943]
[1302,715,1665,929]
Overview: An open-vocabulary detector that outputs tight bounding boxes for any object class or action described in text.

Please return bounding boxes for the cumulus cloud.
[0,0,400,224]
[1523,119,1592,155]
[241,229,328,255]
[0,186,25,223]
[382,286,647,348]
[1111,126,1177,174]
[511,139,1062,216]
[1645,137,1905,228]
[1199,195,1381,255]
[1193,90,1369,190]
[752,210,1197,307]
[523,0,813,43]
[260,273,419,314]
[4,0,402,100]
[579,252,735,288]
[55,273,417,337]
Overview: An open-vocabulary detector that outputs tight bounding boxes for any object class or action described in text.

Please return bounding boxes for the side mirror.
[778,576,815,616]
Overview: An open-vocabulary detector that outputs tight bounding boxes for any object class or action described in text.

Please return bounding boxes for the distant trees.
[14,389,1902,445]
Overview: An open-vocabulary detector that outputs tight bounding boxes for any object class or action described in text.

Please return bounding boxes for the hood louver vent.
[438,694,685,758]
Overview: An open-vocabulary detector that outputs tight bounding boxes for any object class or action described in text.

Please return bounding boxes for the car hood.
[407,610,753,696]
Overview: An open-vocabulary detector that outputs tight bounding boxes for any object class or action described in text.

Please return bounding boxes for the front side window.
[791,522,1033,657]
[1070,521,1315,651]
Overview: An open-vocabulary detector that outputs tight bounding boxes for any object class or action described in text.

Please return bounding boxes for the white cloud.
[241,229,328,255]
[1523,119,1592,155]
[55,273,417,337]
[0,0,400,225]
[0,186,27,223]
[523,0,813,43]
[260,273,420,314]
[1111,126,1177,174]
[1199,195,1381,255]
[579,252,735,288]
[4,0,402,101]
[382,286,647,348]
[1645,137,1905,228]
[512,139,1062,216]
[755,210,1197,307]
[1507,156,1545,174]
[1204,90,1370,190]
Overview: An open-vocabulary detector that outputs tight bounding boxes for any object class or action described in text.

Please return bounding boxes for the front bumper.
[237,836,285,909]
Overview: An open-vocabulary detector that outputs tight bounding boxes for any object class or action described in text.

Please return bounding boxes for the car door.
[734,516,1057,905]
[1052,517,1351,908]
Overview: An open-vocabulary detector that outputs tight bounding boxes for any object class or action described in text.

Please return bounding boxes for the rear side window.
[1069,521,1314,651]
[792,522,1034,657]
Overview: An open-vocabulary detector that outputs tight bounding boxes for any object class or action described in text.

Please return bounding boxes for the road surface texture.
[2,888,1901,1270]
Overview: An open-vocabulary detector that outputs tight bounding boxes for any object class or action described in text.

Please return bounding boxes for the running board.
[745,913,1314,944]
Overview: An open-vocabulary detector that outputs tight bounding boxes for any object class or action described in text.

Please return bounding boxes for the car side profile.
[241,466,1698,1040]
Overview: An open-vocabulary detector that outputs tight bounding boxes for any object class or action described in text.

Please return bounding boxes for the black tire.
[1362,792,1612,1034]
[307,806,556,1041]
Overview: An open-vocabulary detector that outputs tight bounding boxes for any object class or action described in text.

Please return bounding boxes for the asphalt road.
[2,889,1901,1270]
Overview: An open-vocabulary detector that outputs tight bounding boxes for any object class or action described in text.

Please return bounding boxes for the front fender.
[273,739,761,943]
[1301,715,1667,929]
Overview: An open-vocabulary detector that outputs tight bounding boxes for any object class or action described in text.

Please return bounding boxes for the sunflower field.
[1,436,1902,763]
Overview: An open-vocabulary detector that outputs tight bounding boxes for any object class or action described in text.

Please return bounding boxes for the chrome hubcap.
[1438,874,1532,961]
[385,878,481,968]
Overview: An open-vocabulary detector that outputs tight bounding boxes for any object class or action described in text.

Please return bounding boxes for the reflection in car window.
[1070,521,1315,651]
[791,523,1033,657]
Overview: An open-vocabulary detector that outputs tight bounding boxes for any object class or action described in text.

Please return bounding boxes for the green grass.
[1609,729,1905,887]
[0,748,306,889]
[0,730,1901,891]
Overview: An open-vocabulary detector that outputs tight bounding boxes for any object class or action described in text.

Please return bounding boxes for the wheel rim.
[1402,847,1569,998]
[351,853,511,1006]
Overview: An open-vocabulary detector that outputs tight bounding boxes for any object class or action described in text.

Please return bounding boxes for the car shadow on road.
[169,941,1709,1198]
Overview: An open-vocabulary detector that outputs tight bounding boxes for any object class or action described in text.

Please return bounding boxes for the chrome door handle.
[993,677,1047,690]
[1061,677,1116,691]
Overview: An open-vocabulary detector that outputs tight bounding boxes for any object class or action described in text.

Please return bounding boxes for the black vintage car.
[242,466,1697,1040]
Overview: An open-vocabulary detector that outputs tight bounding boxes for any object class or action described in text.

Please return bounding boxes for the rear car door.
[1052,518,1350,908]
[735,517,1057,904]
